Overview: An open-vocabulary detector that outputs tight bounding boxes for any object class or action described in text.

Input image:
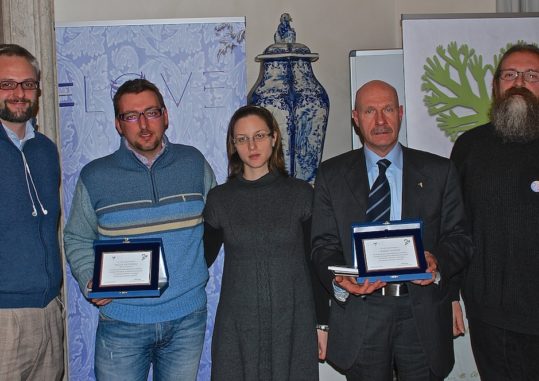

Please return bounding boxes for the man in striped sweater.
[64,78,216,381]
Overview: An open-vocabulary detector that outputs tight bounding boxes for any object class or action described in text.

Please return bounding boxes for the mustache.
[6,97,32,104]
[371,126,393,134]
[502,86,537,100]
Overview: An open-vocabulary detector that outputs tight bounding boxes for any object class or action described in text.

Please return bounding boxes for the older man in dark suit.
[311,80,472,381]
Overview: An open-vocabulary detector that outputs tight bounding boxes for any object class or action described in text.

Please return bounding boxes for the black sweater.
[451,123,539,335]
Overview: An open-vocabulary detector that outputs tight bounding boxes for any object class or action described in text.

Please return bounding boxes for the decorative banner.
[403,13,539,381]
[403,13,539,157]
[56,17,246,380]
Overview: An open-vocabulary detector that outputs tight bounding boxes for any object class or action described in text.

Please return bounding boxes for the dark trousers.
[345,294,441,381]
[469,318,539,381]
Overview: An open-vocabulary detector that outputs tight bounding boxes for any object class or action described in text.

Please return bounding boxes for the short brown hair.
[0,44,40,81]
[113,78,166,116]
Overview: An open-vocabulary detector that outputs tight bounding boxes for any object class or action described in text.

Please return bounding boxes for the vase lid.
[255,13,319,62]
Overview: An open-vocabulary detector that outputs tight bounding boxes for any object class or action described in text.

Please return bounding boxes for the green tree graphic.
[421,42,511,141]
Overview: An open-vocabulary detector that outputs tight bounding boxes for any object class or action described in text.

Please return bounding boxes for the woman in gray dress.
[204,105,328,381]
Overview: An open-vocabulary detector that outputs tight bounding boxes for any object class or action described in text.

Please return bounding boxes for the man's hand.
[335,275,386,295]
[412,250,438,286]
[317,329,328,361]
[91,298,113,306]
[87,281,112,307]
[452,301,466,337]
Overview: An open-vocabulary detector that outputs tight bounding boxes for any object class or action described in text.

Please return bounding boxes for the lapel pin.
[418,182,423,188]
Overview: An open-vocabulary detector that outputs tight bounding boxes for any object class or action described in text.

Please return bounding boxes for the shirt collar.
[364,142,403,171]
[124,137,167,168]
[1,121,35,151]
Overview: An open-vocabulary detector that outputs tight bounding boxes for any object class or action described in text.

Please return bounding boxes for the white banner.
[403,13,539,157]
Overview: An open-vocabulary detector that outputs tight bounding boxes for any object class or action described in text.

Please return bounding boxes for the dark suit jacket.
[311,146,472,377]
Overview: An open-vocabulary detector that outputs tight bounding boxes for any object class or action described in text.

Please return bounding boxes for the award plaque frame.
[88,238,168,299]
[353,220,431,282]
[328,220,432,283]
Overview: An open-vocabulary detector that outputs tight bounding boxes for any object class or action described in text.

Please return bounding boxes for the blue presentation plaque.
[329,220,432,283]
[88,238,168,299]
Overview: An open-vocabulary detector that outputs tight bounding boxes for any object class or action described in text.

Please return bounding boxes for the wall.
[54,0,495,161]
[54,1,496,380]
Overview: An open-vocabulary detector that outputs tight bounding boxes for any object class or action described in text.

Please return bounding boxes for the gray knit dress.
[204,171,319,381]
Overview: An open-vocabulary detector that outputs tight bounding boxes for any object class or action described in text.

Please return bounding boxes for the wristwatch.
[316,324,329,332]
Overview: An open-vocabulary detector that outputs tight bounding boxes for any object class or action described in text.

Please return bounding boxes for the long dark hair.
[226,105,288,180]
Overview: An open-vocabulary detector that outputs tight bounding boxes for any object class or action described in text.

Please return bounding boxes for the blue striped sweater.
[64,138,216,323]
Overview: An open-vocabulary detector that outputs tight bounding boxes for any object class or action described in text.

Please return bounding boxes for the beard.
[0,97,38,124]
[490,87,539,143]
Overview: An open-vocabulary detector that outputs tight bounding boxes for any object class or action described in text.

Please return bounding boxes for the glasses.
[233,131,273,145]
[118,107,165,122]
[499,70,539,83]
[0,80,40,91]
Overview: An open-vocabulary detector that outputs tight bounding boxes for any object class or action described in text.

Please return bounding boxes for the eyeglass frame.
[232,130,274,145]
[117,107,166,123]
[498,69,539,83]
[0,80,40,91]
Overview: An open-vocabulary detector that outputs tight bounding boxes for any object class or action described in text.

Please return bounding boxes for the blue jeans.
[94,307,206,381]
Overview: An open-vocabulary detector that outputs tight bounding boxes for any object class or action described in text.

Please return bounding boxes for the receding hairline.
[354,80,399,110]
[499,51,539,70]
[491,43,539,99]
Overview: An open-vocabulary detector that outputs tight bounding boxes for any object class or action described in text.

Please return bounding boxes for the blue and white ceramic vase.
[248,13,329,184]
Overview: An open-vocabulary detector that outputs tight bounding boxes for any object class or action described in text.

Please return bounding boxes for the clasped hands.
[334,250,439,296]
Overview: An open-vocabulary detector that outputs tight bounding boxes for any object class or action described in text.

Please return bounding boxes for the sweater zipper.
[36,214,51,304]
[149,167,159,203]
[126,140,167,203]
[22,141,52,305]
[147,149,166,203]
[25,142,52,305]
[3,133,53,305]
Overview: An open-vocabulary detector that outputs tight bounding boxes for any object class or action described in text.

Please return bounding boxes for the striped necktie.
[366,159,391,222]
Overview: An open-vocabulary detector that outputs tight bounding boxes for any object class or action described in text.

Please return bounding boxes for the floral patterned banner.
[56,18,246,380]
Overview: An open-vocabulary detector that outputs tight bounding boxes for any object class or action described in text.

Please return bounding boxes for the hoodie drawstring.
[20,151,48,217]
